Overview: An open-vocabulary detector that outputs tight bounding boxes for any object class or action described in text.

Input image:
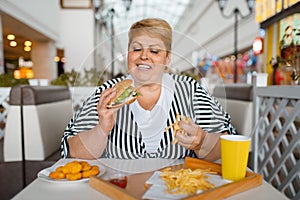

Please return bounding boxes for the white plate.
[37,159,106,183]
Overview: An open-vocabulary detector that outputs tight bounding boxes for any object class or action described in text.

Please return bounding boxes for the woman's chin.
[130,70,163,84]
[131,71,151,79]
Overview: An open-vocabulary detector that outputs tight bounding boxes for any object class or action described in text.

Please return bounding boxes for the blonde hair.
[128,18,172,53]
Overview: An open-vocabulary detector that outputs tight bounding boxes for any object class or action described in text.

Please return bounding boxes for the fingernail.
[110,91,116,97]
[176,132,182,138]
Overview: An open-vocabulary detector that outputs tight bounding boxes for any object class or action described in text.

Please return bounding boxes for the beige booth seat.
[4,85,73,161]
[212,84,253,136]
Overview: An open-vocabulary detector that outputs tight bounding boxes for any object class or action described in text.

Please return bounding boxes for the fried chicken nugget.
[49,171,65,179]
[79,161,92,171]
[62,161,82,174]
[55,166,64,173]
[82,166,100,178]
[66,172,82,181]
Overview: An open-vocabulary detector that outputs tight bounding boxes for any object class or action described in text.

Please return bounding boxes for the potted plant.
[50,68,107,112]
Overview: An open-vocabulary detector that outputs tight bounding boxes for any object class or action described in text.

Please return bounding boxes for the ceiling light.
[24,46,31,52]
[7,34,15,40]
[54,56,60,62]
[24,41,32,46]
[10,41,17,47]
[217,0,227,12]
[14,70,21,79]
[123,0,132,12]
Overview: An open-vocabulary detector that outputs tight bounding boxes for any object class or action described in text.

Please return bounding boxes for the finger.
[177,137,194,149]
[98,88,116,109]
[176,132,195,146]
[179,119,198,136]
[177,130,202,150]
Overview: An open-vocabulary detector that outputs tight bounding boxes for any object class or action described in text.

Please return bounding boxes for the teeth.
[138,64,150,69]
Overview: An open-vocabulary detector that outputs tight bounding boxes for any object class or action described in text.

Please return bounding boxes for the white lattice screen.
[0,88,11,139]
[252,86,300,200]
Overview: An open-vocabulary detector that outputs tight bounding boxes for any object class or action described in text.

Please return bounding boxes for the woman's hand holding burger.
[97,87,118,136]
[97,80,139,136]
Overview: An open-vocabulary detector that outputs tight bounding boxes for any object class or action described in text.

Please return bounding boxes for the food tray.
[89,157,262,200]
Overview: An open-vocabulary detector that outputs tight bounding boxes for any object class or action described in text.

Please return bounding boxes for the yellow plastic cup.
[220,135,251,181]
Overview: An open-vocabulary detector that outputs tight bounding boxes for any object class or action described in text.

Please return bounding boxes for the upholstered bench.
[4,85,73,161]
[212,84,253,136]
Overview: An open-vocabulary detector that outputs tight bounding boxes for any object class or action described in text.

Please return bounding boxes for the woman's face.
[128,34,170,85]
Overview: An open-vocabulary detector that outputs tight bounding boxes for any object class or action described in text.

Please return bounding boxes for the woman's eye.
[150,50,159,54]
[133,48,141,51]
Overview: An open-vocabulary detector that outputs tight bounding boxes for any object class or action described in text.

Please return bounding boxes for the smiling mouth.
[137,64,151,70]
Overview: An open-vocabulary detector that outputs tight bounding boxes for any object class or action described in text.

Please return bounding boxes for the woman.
[61,18,235,161]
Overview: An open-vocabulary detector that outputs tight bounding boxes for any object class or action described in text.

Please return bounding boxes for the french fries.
[165,113,190,144]
[160,168,216,195]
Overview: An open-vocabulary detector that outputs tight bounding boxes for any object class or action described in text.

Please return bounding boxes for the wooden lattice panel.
[252,86,300,200]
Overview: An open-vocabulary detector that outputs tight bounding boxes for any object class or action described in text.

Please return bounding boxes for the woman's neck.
[136,84,162,111]
[138,83,161,92]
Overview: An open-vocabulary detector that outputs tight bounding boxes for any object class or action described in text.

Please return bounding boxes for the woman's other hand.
[175,118,206,150]
[176,118,224,161]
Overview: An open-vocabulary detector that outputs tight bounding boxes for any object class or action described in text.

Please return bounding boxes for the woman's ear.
[166,52,171,65]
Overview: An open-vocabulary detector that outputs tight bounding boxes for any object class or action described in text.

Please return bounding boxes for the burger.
[106,79,140,108]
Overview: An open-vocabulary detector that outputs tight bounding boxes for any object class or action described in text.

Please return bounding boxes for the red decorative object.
[253,37,264,55]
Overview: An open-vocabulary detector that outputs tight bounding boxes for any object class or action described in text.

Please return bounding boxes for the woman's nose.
[140,49,149,60]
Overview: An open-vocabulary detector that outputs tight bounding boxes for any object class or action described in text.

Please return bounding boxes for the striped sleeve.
[60,78,124,158]
[191,79,236,134]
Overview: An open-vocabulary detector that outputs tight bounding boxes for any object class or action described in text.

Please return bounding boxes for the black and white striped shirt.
[61,74,236,159]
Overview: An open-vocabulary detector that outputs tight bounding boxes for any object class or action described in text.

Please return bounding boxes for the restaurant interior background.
[0,0,299,87]
[0,0,265,139]
[0,0,299,200]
